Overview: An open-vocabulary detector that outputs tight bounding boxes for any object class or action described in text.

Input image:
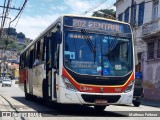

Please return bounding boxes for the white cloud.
[10,0,116,40]
[64,0,115,15]
[51,6,67,11]
[64,0,92,14]
[12,14,59,39]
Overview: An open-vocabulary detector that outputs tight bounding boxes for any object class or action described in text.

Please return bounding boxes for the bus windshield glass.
[64,31,133,76]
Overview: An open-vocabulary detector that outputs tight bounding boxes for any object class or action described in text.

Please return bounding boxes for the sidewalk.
[0,93,19,120]
[0,92,36,120]
[142,99,160,107]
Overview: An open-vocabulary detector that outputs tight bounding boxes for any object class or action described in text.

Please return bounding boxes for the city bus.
[19,15,135,110]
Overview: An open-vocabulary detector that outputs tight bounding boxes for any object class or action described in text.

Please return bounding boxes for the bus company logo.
[80,86,93,91]
[100,87,104,93]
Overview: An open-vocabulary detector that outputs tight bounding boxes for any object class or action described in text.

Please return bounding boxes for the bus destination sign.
[64,16,130,33]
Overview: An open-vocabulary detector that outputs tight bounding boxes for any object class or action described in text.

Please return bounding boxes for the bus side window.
[21,52,26,69]
[37,41,40,59]
[40,38,44,62]
[50,32,60,69]
[29,49,34,68]
[42,38,46,61]
[20,54,24,69]
[26,50,29,68]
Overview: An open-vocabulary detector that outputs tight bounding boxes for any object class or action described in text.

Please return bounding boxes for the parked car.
[2,78,12,87]
[132,78,144,107]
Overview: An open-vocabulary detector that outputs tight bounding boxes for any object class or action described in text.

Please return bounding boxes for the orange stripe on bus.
[62,67,134,93]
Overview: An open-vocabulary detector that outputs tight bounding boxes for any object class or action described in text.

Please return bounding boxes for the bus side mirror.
[52,31,62,44]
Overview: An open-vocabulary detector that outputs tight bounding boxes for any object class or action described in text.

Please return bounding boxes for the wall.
[115,0,160,101]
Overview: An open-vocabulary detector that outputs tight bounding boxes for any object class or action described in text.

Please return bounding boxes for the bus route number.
[73,19,86,27]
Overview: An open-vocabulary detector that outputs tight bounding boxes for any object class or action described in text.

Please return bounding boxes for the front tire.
[133,101,141,107]
[94,106,106,111]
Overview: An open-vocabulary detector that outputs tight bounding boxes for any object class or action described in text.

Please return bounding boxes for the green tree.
[16,43,26,53]
[5,27,17,36]
[92,9,116,19]
[0,37,15,52]
[17,32,25,39]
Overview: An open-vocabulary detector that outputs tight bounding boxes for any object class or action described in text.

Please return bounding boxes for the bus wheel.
[133,101,141,107]
[24,81,29,100]
[42,79,48,101]
[94,105,106,111]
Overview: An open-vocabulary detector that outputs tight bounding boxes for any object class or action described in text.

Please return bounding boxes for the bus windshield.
[64,31,133,76]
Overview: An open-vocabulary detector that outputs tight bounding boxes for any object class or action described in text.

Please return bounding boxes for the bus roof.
[62,14,130,25]
[21,14,131,54]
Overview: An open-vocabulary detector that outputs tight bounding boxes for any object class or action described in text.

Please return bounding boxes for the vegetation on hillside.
[0,28,27,53]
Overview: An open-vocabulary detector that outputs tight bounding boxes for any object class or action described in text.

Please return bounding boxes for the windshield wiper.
[81,29,96,53]
[81,29,96,63]
[103,36,118,56]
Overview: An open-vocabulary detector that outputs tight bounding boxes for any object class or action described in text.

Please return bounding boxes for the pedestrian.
[33,55,40,66]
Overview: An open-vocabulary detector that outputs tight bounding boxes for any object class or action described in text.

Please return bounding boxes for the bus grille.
[81,95,121,103]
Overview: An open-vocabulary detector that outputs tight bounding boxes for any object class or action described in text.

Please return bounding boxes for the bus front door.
[45,36,57,101]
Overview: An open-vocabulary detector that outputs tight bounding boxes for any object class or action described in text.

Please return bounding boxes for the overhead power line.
[1,0,7,30]
[0,0,27,28]
[10,0,27,24]
[2,0,11,29]
[0,0,26,38]
[81,0,107,15]
[0,5,20,10]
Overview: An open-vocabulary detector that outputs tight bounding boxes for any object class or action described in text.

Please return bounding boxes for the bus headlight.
[62,77,78,91]
[124,81,134,93]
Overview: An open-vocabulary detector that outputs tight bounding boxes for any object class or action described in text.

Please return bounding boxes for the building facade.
[114,0,160,101]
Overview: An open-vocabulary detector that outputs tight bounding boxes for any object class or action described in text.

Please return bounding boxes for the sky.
[0,0,116,39]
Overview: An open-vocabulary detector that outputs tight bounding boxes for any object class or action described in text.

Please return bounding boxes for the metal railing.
[142,17,160,37]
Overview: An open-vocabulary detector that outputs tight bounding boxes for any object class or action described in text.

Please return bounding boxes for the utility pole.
[0,0,23,38]
[0,0,28,76]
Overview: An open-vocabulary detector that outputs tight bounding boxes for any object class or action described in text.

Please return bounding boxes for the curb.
[0,92,35,111]
[142,99,160,107]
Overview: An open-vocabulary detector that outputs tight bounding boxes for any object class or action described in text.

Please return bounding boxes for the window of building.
[118,13,123,21]
[124,7,129,23]
[152,1,159,20]
[138,2,145,26]
[157,40,160,58]
[147,42,154,60]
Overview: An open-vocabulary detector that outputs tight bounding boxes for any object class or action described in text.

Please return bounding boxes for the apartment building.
[114,0,160,101]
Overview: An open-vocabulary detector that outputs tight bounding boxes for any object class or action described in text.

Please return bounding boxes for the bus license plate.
[95,99,108,105]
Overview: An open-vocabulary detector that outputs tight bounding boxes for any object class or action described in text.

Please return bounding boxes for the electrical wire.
[1,0,7,29]
[81,0,107,15]
[14,8,23,28]
[10,0,27,24]
[14,0,25,25]
[2,0,11,29]
[83,0,107,15]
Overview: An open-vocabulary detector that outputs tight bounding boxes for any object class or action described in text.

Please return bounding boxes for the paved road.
[0,81,160,120]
